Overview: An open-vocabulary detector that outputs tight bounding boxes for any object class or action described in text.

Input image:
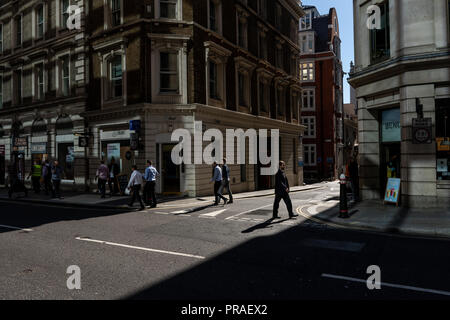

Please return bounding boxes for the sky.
[303,0,354,103]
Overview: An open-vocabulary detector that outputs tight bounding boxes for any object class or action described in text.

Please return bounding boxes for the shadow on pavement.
[124,213,450,300]
[241,218,291,233]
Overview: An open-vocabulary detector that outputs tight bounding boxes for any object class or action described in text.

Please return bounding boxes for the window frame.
[370,0,390,64]
[159,51,180,94]
[300,62,315,82]
[109,55,123,99]
[302,88,315,111]
[61,0,70,30]
[304,144,317,166]
[157,0,180,20]
[111,0,122,27]
[36,4,45,39]
[302,116,316,138]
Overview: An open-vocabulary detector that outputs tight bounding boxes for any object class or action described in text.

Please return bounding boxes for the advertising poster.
[384,178,401,204]
[107,143,121,164]
[382,108,401,142]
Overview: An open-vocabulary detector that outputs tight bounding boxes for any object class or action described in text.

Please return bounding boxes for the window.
[14,70,22,105]
[237,16,247,49]
[61,55,70,96]
[15,15,22,47]
[300,11,312,30]
[258,31,267,60]
[238,72,247,107]
[300,62,314,81]
[275,3,282,29]
[209,61,218,100]
[36,5,44,38]
[0,76,3,109]
[259,80,268,113]
[277,87,285,116]
[304,144,316,166]
[160,0,177,19]
[370,0,390,63]
[292,94,299,120]
[35,63,45,100]
[302,89,315,110]
[0,24,3,53]
[276,46,283,69]
[302,116,316,138]
[160,52,179,93]
[111,0,121,27]
[258,0,267,19]
[300,33,314,54]
[209,0,222,33]
[110,55,122,98]
[61,0,69,29]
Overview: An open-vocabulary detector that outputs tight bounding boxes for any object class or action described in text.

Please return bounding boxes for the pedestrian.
[42,159,53,196]
[211,161,228,206]
[7,164,28,199]
[127,165,145,210]
[219,158,233,204]
[96,160,109,199]
[108,157,120,196]
[143,160,159,208]
[387,159,396,178]
[273,161,298,219]
[28,160,42,194]
[348,156,360,203]
[51,160,64,199]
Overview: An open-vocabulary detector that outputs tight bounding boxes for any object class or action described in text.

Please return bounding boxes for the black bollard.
[339,174,349,219]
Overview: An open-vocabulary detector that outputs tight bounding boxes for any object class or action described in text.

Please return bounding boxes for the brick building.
[298,5,344,182]
[83,0,305,197]
[0,0,88,190]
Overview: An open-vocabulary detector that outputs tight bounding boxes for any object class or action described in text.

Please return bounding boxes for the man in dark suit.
[273,161,298,219]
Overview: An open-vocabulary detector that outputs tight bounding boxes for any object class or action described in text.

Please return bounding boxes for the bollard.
[339,174,349,219]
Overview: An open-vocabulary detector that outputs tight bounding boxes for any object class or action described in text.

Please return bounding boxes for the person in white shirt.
[127,165,145,210]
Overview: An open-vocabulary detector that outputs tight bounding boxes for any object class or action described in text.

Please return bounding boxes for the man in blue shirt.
[211,161,228,206]
[143,160,159,208]
[51,160,64,199]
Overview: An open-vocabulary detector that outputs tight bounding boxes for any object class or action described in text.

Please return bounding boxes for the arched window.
[55,115,73,135]
[32,118,47,136]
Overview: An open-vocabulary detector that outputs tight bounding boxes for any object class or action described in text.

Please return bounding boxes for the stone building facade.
[83,0,305,197]
[349,0,450,208]
[0,0,88,190]
[298,6,344,182]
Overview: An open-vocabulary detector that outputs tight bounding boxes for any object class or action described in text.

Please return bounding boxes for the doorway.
[161,144,180,194]
[380,143,401,196]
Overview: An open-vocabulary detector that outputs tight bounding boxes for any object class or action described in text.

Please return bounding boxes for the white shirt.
[127,170,143,188]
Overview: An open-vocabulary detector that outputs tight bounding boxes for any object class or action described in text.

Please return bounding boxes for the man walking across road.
[96,160,109,199]
[219,158,233,204]
[127,165,145,210]
[143,160,159,208]
[211,161,228,206]
[51,160,64,199]
[273,161,298,219]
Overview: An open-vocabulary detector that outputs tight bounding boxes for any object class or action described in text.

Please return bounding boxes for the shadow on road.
[241,218,291,233]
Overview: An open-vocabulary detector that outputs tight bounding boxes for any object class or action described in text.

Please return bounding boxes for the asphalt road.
[1,181,450,300]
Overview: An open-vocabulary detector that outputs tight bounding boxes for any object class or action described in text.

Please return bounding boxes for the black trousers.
[8,179,27,197]
[32,176,41,193]
[219,180,233,202]
[98,179,107,197]
[52,180,62,198]
[214,181,227,204]
[44,178,53,195]
[129,185,145,208]
[144,181,157,206]
[108,177,119,195]
[273,192,294,218]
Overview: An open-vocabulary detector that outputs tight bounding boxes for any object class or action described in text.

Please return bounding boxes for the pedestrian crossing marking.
[200,209,227,217]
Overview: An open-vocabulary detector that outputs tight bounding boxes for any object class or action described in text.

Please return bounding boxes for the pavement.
[298,188,450,239]
[0,183,321,210]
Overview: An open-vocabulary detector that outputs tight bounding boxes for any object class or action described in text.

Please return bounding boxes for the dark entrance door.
[380,143,401,197]
[162,144,180,194]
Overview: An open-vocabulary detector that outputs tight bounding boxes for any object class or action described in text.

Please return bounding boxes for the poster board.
[384,178,401,206]
[116,174,129,195]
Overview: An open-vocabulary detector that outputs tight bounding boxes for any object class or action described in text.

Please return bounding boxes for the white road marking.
[0,224,33,232]
[322,273,450,296]
[75,237,205,260]
[171,210,189,214]
[225,204,272,220]
[200,209,227,217]
[154,212,170,215]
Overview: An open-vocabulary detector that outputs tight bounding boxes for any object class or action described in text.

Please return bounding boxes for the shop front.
[31,119,49,165]
[380,108,401,192]
[100,129,134,180]
[55,116,75,181]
